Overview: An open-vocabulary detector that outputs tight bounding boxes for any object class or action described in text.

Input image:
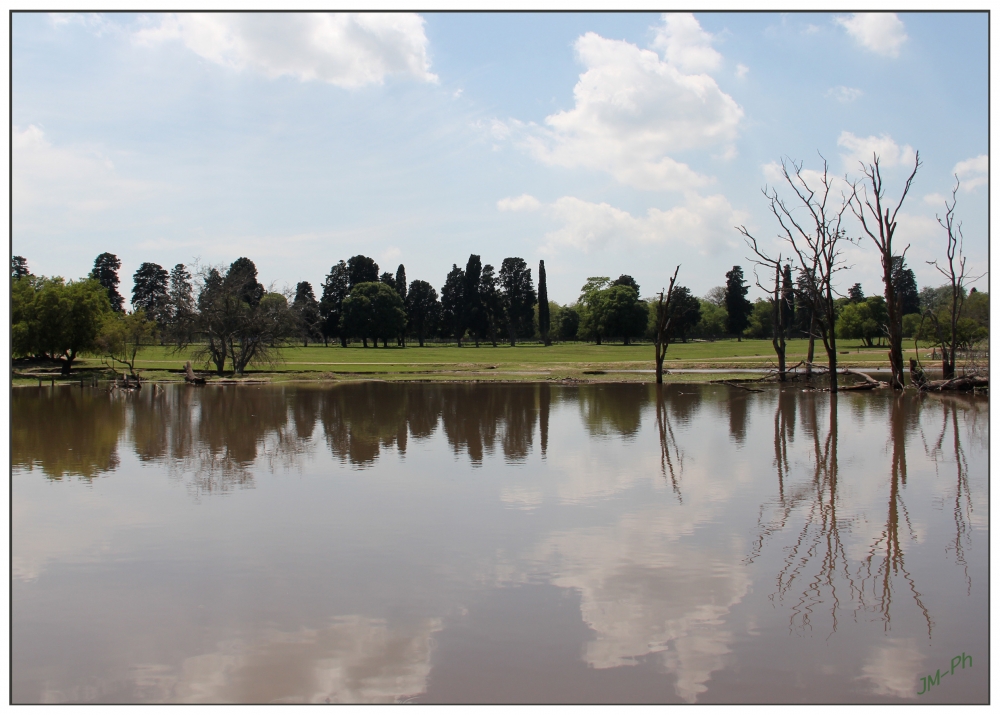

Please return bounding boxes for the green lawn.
[19,338,931,385]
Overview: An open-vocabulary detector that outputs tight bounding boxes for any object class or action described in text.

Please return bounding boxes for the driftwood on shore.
[920,375,989,392]
[184,361,206,385]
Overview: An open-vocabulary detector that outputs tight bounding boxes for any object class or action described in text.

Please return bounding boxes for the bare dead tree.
[737,156,852,392]
[740,241,793,381]
[653,266,680,384]
[925,178,985,379]
[850,152,921,389]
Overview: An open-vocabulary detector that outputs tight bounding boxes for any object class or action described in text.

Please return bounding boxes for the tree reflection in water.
[12,387,127,480]
[654,385,687,503]
[859,393,932,637]
[920,394,981,597]
[745,388,942,638]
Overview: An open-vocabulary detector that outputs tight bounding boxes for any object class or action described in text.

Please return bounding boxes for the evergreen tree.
[320,261,351,346]
[11,255,29,279]
[394,265,407,301]
[724,266,752,341]
[538,260,551,346]
[292,281,322,346]
[480,264,505,347]
[781,264,795,331]
[132,262,170,327]
[499,257,536,347]
[891,256,920,315]
[440,264,466,346]
[405,280,440,347]
[463,254,486,346]
[167,263,196,347]
[91,252,124,312]
[347,255,379,289]
[847,283,865,303]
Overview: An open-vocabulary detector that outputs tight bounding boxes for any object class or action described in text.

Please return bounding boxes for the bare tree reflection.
[654,385,685,503]
[921,394,980,596]
[746,391,857,635]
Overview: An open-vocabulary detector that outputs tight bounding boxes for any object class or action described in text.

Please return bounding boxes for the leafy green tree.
[692,299,727,339]
[341,282,406,348]
[34,278,112,372]
[538,260,551,346]
[664,286,701,343]
[556,306,580,340]
[744,299,774,340]
[320,261,351,347]
[836,296,889,347]
[499,257,536,346]
[724,266,752,341]
[292,281,322,346]
[12,274,41,358]
[95,309,156,378]
[132,262,170,328]
[347,255,379,289]
[611,274,640,295]
[578,277,611,344]
[91,252,125,312]
[405,279,441,347]
[440,264,466,346]
[11,255,29,279]
[602,285,648,345]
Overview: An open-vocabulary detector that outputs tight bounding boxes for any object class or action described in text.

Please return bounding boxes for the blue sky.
[12,11,988,305]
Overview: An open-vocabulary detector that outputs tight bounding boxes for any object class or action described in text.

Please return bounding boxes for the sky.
[11,11,989,306]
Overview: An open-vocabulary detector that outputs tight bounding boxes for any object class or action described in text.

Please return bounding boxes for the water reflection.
[12,388,126,479]
[12,383,988,704]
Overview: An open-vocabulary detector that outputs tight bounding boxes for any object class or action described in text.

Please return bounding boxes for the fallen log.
[719,380,764,393]
[804,362,886,388]
[920,375,988,392]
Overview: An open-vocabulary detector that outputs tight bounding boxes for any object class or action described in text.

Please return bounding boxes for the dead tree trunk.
[653,266,681,384]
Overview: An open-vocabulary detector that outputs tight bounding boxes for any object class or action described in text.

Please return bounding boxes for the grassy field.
[12,338,940,386]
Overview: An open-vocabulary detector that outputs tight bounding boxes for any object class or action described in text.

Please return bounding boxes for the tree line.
[11,148,986,385]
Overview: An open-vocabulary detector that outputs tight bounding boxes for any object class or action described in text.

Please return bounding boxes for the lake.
[11,382,988,704]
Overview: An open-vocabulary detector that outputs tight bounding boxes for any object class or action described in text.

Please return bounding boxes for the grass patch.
[14,338,935,385]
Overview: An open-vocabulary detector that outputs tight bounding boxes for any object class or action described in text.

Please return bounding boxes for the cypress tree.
[538,260,551,346]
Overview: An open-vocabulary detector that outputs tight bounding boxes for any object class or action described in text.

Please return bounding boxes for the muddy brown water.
[12,382,988,704]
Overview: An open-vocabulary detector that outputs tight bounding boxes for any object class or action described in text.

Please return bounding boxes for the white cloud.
[13,125,153,224]
[826,86,863,103]
[49,12,120,35]
[923,192,947,206]
[497,194,541,212]
[837,131,916,170]
[953,154,988,190]
[134,13,437,88]
[521,26,742,192]
[835,13,908,58]
[539,192,746,255]
[735,63,749,79]
[650,13,723,74]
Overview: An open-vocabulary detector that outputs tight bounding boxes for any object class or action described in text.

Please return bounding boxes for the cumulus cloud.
[650,13,723,74]
[522,23,742,192]
[826,86,863,103]
[134,13,437,88]
[497,194,541,212]
[837,131,916,170]
[735,63,749,79]
[538,192,745,255]
[953,154,988,190]
[835,13,908,58]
